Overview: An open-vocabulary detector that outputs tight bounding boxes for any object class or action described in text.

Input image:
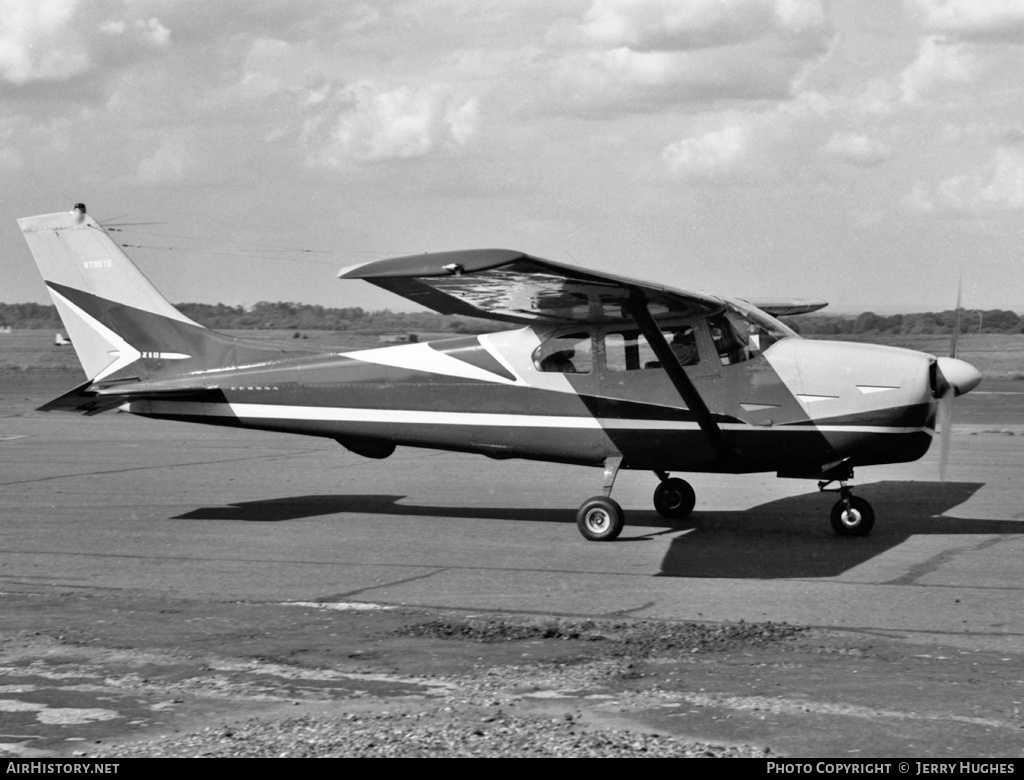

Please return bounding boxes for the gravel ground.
[84,615,798,758]
[93,711,771,758]
[392,615,806,652]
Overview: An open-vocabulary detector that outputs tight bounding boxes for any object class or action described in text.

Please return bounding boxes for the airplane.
[18,204,983,542]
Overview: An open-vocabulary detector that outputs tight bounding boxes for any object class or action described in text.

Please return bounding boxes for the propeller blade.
[949,276,962,359]
[936,279,976,482]
[937,388,954,483]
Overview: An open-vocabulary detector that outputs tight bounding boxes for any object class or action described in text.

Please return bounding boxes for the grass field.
[0,329,427,372]
[2,328,1022,379]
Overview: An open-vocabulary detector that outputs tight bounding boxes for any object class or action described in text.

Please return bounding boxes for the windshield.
[709,301,797,365]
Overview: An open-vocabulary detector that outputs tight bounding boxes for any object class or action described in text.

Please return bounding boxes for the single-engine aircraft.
[19,205,983,541]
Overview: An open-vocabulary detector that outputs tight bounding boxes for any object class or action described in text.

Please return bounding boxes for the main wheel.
[653,477,696,519]
[576,496,625,542]
[830,496,875,536]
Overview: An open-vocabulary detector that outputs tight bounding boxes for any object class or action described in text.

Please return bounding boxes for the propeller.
[932,280,982,481]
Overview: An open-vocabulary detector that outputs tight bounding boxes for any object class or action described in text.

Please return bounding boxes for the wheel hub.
[586,509,610,533]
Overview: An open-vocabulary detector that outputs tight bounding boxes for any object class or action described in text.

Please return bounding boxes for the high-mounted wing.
[338,249,724,324]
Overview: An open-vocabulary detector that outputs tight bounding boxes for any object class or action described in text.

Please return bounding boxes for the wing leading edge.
[338,250,725,325]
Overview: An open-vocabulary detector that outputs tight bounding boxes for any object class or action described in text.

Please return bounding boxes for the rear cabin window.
[604,326,699,371]
[533,332,593,374]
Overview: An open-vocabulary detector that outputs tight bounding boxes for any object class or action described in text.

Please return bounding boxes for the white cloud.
[850,79,900,116]
[543,0,833,115]
[663,125,748,176]
[99,19,126,35]
[302,81,479,166]
[899,35,975,103]
[446,98,479,145]
[587,47,688,85]
[906,0,1024,41]
[581,0,827,50]
[101,16,169,47]
[0,0,171,85]
[900,183,934,212]
[906,148,1024,213]
[138,17,170,49]
[136,135,191,184]
[822,132,891,167]
[0,0,89,84]
[937,147,1024,211]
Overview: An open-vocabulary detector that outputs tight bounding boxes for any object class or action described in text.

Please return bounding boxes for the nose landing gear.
[819,477,875,536]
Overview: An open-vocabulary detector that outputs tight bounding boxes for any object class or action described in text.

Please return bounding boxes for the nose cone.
[936,356,983,396]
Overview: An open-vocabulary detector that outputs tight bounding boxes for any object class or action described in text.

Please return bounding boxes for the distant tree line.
[0,301,494,334]
[779,309,1023,336]
[1,301,1021,335]
[0,302,59,330]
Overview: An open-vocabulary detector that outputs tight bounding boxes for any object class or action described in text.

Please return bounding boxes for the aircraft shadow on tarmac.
[173,480,1021,578]
[654,480,1019,579]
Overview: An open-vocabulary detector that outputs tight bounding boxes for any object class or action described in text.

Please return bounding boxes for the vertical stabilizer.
[18,204,202,380]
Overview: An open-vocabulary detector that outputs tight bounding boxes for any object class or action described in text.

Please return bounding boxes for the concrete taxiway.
[3,368,1024,757]
[2,371,1023,651]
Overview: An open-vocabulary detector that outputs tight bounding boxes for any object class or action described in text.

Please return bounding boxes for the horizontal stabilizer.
[38,381,127,415]
[38,379,222,415]
[747,299,828,316]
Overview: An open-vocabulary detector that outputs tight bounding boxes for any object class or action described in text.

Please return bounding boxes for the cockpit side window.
[708,302,796,365]
[708,313,750,365]
[533,332,593,374]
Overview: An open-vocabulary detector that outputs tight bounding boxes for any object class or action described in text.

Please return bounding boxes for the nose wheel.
[830,495,875,536]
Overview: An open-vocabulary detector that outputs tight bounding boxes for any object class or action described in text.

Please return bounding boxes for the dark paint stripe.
[132,410,932,473]
[428,336,517,381]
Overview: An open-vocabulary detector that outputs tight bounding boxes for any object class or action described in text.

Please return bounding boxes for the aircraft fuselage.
[124,323,938,478]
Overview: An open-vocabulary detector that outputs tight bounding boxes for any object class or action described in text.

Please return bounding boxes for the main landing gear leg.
[576,456,625,542]
[819,475,875,537]
[652,471,696,520]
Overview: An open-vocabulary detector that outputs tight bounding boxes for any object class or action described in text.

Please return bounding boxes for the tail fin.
[18,204,205,381]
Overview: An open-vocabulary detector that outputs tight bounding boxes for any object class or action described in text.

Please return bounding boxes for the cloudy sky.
[3,0,1024,315]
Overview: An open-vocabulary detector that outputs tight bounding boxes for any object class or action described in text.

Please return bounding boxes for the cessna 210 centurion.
[19,205,982,541]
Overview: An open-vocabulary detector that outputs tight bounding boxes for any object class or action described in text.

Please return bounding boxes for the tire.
[830,496,875,537]
[653,477,696,519]
[576,496,625,542]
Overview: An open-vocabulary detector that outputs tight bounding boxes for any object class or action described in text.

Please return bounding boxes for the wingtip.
[337,249,527,280]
